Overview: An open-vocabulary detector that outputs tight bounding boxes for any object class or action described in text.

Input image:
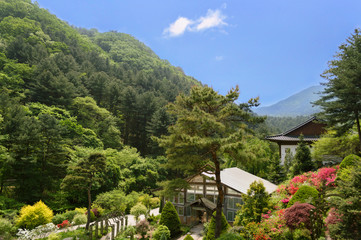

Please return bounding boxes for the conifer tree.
[157,85,262,238]
[314,29,361,150]
[292,135,314,176]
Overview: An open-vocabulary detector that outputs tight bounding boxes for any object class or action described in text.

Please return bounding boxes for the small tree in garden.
[61,153,107,229]
[284,202,315,231]
[130,203,147,222]
[291,135,314,176]
[234,181,270,225]
[328,160,361,239]
[153,225,171,240]
[204,211,230,240]
[159,201,181,237]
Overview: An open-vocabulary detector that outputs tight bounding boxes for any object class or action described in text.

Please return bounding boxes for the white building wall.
[280,144,297,165]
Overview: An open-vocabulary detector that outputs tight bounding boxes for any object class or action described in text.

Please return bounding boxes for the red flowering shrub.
[57,219,71,228]
[284,203,315,230]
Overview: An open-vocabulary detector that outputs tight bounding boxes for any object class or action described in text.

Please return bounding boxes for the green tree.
[61,153,106,229]
[159,201,181,237]
[328,160,361,239]
[314,29,361,150]
[157,85,262,238]
[291,135,313,176]
[234,181,270,225]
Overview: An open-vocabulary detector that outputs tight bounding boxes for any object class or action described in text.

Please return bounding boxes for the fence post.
[121,218,124,231]
[111,224,115,240]
[116,220,120,235]
[100,220,104,235]
[125,216,128,227]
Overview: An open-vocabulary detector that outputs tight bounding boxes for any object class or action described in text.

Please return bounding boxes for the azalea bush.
[233,166,340,240]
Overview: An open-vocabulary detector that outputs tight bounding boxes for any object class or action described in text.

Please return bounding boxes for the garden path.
[176,224,203,240]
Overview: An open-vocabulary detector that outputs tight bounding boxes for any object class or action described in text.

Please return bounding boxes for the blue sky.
[34,0,361,106]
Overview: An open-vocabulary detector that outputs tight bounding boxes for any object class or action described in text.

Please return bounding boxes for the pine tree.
[314,29,361,150]
[157,85,262,238]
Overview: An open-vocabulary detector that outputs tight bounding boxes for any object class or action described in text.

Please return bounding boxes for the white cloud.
[163,6,228,38]
[215,56,224,61]
[163,17,193,37]
[194,9,227,31]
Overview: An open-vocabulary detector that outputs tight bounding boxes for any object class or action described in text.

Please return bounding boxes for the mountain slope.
[253,85,324,116]
[0,0,199,155]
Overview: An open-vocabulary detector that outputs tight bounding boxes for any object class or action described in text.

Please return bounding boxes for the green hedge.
[288,185,318,207]
[340,154,361,169]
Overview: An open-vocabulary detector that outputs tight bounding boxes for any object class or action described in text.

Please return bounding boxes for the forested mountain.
[253,85,324,117]
[0,0,199,156]
[0,0,199,206]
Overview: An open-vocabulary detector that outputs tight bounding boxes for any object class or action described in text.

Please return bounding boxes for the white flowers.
[17,223,58,240]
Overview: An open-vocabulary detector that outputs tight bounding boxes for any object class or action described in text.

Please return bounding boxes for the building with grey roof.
[165,167,277,224]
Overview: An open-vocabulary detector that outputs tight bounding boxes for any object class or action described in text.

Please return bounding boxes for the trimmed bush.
[52,213,67,225]
[340,154,361,169]
[184,234,194,240]
[288,185,319,207]
[72,213,87,225]
[159,201,181,237]
[16,200,53,229]
[63,210,78,222]
[284,203,315,230]
[218,232,244,240]
[0,218,13,237]
[205,211,230,240]
[47,232,60,240]
[153,225,171,240]
[130,203,147,222]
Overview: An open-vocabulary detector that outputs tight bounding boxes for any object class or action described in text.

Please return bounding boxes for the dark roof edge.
[265,116,317,139]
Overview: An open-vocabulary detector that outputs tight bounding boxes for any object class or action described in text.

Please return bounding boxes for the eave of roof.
[265,116,323,141]
[202,167,278,195]
[266,135,320,142]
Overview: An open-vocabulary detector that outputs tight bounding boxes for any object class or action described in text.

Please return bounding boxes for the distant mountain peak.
[253,85,324,117]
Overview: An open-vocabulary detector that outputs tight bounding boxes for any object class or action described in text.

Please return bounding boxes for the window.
[226,196,242,210]
[187,193,195,202]
[177,206,184,216]
[179,192,184,204]
[226,210,236,222]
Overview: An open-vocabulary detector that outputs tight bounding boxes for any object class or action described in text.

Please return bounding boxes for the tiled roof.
[266,135,320,142]
[265,116,322,142]
[202,167,278,194]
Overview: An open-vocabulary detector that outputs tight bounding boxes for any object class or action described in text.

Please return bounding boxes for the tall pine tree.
[157,85,262,238]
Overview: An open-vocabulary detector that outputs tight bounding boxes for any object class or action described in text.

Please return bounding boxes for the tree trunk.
[355,111,361,151]
[86,185,92,230]
[214,155,224,238]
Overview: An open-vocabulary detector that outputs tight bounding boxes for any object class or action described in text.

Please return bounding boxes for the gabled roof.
[201,167,278,194]
[265,116,326,143]
[188,197,216,211]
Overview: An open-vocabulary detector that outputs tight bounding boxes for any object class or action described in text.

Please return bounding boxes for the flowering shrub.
[57,219,70,229]
[17,223,58,239]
